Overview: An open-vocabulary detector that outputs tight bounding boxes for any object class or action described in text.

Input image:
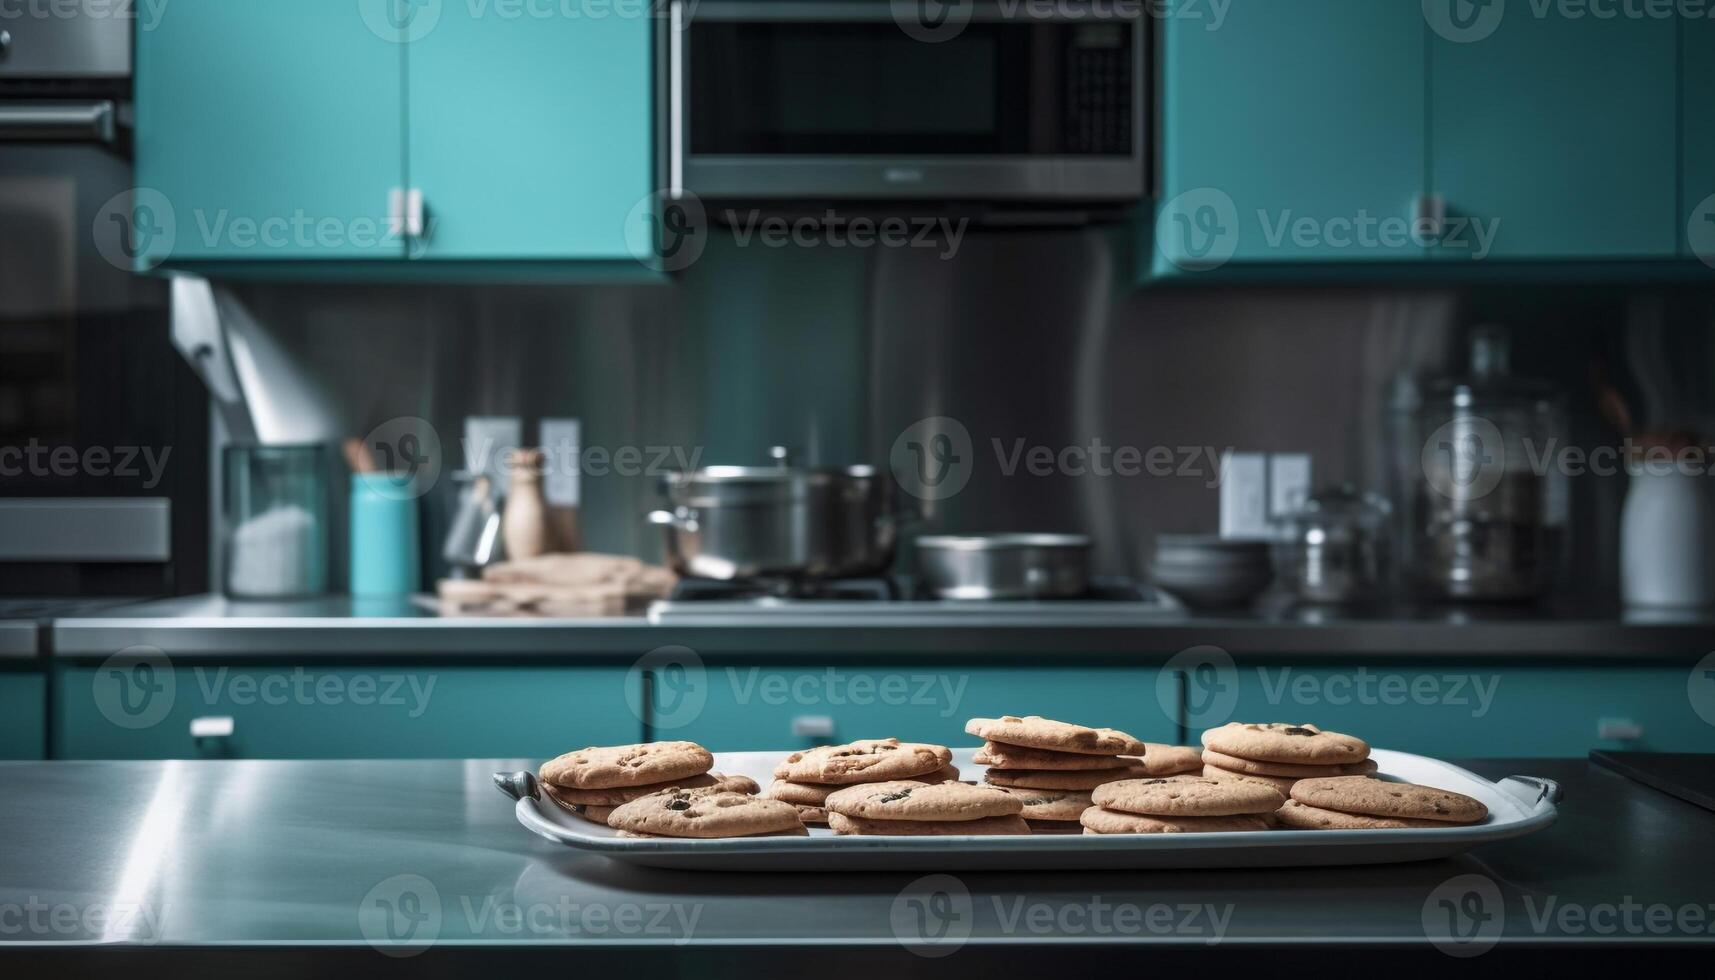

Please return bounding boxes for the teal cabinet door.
[1684,17,1715,262]
[0,670,46,760]
[135,0,404,262]
[56,665,642,760]
[1430,12,1676,260]
[407,7,651,260]
[655,664,1178,753]
[1153,0,1426,274]
[1183,662,1715,758]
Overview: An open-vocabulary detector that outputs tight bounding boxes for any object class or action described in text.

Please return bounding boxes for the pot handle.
[648,508,700,533]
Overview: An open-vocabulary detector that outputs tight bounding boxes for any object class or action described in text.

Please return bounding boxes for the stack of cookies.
[824,780,1028,835]
[1276,775,1489,830]
[1082,774,1284,834]
[969,716,1158,832]
[763,738,958,825]
[1199,722,1375,796]
[538,740,759,827]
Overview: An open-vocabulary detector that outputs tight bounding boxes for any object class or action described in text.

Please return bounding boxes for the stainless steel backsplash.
[213,231,1715,593]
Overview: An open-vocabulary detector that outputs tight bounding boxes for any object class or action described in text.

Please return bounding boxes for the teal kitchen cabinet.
[1153,0,1427,274]
[653,663,1177,753]
[1180,662,1715,758]
[0,669,46,760]
[1429,11,1677,261]
[135,1,404,262]
[55,665,642,760]
[406,5,650,260]
[1684,17,1715,261]
[136,1,652,269]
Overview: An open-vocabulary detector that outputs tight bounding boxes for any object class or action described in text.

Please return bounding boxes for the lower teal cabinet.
[653,663,1178,752]
[0,670,46,760]
[1186,662,1715,758]
[55,664,641,760]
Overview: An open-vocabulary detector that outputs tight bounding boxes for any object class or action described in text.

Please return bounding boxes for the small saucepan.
[915,533,1092,600]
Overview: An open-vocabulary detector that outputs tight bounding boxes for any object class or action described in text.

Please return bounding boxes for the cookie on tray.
[965,716,1148,756]
[983,766,1141,791]
[1289,776,1488,824]
[1200,723,1369,766]
[540,741,714,790]
[988,786,1094,823]
[1093,774,1284,817]
[546,770,754,806]
[773,738,952,785]
[823,780,1022,822]
[1126,744,1204,777]
[1080,808,1272,834]
[973,742,1127,771]
[606,787,806,839]
[1273,799,1452,830]
[1202,749,1372,779]
[827,813,1031,836]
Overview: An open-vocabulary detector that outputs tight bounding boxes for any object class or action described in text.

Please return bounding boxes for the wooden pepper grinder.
[503,448,553,561]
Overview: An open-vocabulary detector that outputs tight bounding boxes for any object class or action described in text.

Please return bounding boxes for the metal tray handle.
[1498,775,1563,809]
[494,770,541,803]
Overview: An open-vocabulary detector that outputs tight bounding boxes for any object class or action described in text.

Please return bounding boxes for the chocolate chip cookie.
[540,741,714,789]
[1079,808,1272,834]
[606,787,806,838]
[1199,723,1369,765]
[1273,799,1451,830]
[1290,776,1487,824]
[1092,774,1284,816]
[827,812,1031,836]
[773,738,952,785]
[823,780,1023,822]
[965,716,1148,756]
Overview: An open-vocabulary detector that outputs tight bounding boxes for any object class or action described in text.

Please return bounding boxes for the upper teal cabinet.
[406,5,651,261]
[1155,0,1427,274]
[1152,2,1689,277]
[135,1,652,269]
[135,1,404,262]
[1430,8,1677,260]
[1684,17,1715,263]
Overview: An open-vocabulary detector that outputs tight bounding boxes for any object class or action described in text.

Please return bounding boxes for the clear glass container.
[1283,485,1392,604]
[222,444,328,598]
[1410,328,1568,601]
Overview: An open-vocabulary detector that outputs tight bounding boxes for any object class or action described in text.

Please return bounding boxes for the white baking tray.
[496,747,1559,871]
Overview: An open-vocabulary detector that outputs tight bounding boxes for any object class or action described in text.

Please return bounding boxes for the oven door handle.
[0,101,117,144]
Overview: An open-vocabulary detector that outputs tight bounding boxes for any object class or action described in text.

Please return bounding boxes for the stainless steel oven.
[1,2,207,597]
[667,0,1147,203]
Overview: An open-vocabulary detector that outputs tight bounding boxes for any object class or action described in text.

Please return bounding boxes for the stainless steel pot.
[648,448,902,581]
[915,533,1092,600]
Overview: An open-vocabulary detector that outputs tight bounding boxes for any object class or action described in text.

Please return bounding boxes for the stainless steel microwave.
[666,1,1147,203]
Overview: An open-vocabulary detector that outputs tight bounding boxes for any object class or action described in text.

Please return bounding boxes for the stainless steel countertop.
[0,757,1710,957]
[47,593,1715,658]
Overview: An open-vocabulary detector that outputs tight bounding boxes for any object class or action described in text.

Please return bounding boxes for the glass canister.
[1411,328,1568,601]
[1283,485,1392,604]
[222,444,329,598]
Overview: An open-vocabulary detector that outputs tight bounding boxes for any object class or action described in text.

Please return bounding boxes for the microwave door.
[674,1,1144,202]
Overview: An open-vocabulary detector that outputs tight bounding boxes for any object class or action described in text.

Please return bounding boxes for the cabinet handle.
[1597,718,1643,742]
[1414,194,1446,239]
[189,715,235,740]
[791,715,836,740]
[668,1,685,196]
[405,189,427,240]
